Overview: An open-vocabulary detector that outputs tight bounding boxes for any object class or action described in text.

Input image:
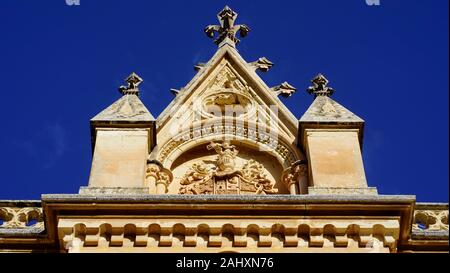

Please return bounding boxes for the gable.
[156,45,299,146]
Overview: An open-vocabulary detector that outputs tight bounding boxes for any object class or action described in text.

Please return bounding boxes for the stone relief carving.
[211,66,248,95]
[281,161,308,194]
[201,66,254,118]
[157,124,298,168]
[179,141,278,195]
[146,162,173,194]
[321,101,338,115]
[282,162,307,188]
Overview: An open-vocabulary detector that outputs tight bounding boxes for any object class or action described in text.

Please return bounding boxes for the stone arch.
[157,118,303,170]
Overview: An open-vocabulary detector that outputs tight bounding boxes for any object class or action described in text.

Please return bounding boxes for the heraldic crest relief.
[179,141,278,195]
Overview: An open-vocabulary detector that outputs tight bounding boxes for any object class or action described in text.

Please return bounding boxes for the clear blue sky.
[0,0,448,202]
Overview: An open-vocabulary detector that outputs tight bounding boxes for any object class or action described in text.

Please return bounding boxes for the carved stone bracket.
[282,160,308,195]
[0,207,44,229]
[146,161,173,194]
[271,82,297,98]
[249,57,274,72]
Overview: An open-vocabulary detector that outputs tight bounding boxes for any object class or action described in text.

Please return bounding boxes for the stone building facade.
[0,7,448,253]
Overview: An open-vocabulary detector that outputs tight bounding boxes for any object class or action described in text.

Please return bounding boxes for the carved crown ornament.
[307,73,335,97]
[205,6,250,47]
[179,141,278,195]
[118,72,143,96]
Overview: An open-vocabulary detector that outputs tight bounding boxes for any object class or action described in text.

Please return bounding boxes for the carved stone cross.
[118,72,143,95]
[205,6,250,47]
[307,73,335,97]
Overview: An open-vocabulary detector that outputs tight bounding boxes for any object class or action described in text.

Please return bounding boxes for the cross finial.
[307,74,335,97]
[118,72,143,96]
[204,6,250,47]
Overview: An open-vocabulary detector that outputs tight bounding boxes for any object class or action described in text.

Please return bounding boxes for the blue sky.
[0,0,448,202]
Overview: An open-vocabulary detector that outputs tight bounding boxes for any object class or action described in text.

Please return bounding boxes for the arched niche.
[167,138,290,194]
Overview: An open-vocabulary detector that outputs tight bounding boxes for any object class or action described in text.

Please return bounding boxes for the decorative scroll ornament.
[307,73,335,97]
[205,6,250,46]
[179,141,278,195]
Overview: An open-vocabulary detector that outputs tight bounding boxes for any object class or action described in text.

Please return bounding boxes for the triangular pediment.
[157,44,298,140]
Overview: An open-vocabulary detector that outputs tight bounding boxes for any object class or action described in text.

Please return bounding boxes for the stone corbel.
[282,160,308,195]
[271,82,297,98]
[249,57,274,72]
[146,160,173,194]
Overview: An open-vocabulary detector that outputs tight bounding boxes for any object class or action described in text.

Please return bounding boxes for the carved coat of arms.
[179,141,278,195]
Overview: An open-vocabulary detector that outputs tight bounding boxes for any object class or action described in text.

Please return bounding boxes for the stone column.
[146,161,173,194]
[282,160,307,195]
[297,164,308,194]
[145,163,160,194]
[156,172,170,194]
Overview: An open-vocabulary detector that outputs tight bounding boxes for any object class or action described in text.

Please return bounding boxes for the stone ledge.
[308,187,378,195]
[0,227,45,237]
[41,193,416,204]
[0,200,41,207]
[79,187,149,195]
[411,229,449,240]
[415,202,448,210]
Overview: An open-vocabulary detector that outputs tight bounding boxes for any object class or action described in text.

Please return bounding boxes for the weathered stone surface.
[40,193,416,204]
[204,6,250,47]
[87,129,149,189]
[79,187,149,195]
[305,129,369,191]
[91,94,155,123]
[300,96,364,124]
[308,187,377,195]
